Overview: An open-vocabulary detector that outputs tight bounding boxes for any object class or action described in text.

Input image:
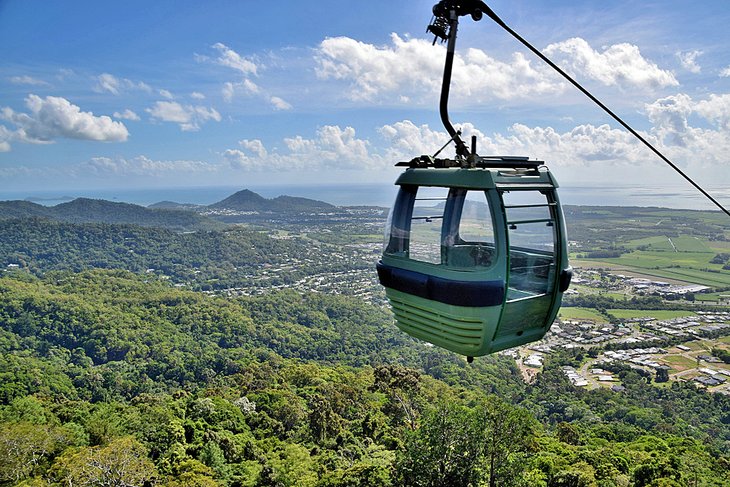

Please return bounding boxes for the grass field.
[558,307,607,322]
[671,235,713,252]
[709,240,730,250]
[695,292,730,302]
[661,354,697,372]
[607,309,696,320]
[573,249,730,287]
[626,236,675,251]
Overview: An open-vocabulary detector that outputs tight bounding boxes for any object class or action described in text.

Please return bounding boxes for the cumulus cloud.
[720,66,730,78]
[94,73,152,95]
[543,38,678,90]
[240,139,268,158]
[210,42,258,75]
[113,109,140,121]
[378,119,645,168]
[315,34,676,104]
[81,155,217,177]
[223,139,269,170]
[645,94,697,146]
[9,75,50,87]
[223,125,377,171]
[677,50,702,74]
[159,89,174,99]
[695,94,730,129]
[191,92,206,100]
[146,101,221,131]
[1,94,129,145]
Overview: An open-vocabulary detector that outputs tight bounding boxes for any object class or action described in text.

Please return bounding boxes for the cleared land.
[558,307,607,322]
[607,309,697,320]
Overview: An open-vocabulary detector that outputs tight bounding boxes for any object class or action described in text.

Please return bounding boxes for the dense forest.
[1,269,729,486]
[0,199,217,231]
[0,218,355,291]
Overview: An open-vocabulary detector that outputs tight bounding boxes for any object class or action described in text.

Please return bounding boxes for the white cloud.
[316,34,464,103]
[113,109,140,121]
[645,94,698,147]
[543,38,678,90]
[146,101,221,131]
[222,82,236,102]
[676,50,702,74]
[159,89,174,99]
[1,94,129,144]
[315,34,677,105]
[720,66,730,78]
[82,155,217,177]
[94,73,152,95]
[240,139,267,158]
[224,125,377,171]
[204,43,293,111]
[0,125,11,152]
[695,94,730,129]
[8,75,50,87]
[211,42,258,75]
[378,119,643,167]
[222,79,261,102]
[270,96,292,110]
[95,73,122,95]
[191,92,206,100]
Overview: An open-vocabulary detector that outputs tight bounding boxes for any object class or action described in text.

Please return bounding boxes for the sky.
[1,0,730,209]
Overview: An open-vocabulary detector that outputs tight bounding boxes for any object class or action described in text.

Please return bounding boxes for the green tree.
[395,400,483,487]
[481,398,537,487]
[49,436,157,486]
[0,422,72,483]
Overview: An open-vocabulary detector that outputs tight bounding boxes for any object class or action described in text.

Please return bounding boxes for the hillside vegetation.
[1,270,728,486]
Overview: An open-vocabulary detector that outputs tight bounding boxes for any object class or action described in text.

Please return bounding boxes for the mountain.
[0,200,53,219]
[208,189,270,210]
[147,200,202,210]
[208,189,335,212]
[0,197,218,231]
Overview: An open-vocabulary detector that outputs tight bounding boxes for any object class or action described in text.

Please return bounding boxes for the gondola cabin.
[377,156,572,358]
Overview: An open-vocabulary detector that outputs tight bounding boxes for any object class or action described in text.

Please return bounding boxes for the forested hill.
[0,198,217,231]
[2,200,730,485]
[1,270,728,485]
[0,218,308,289]
[207,189,335,212]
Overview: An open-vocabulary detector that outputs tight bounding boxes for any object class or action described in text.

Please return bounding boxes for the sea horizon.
[1,182,729,212]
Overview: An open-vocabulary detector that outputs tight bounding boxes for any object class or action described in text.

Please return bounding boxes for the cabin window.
[385,186,496,268]
[501,190,558,300]
[442,189,496,268]
[407,186,450,264]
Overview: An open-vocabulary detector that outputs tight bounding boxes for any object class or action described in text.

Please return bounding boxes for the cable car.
[377,155,572,358]
[376,0,572,359]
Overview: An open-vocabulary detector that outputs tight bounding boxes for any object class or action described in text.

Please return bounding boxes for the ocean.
[1,183,729,211]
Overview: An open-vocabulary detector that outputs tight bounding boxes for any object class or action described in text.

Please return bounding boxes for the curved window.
[501,190,558,300]
[384,186,496,269]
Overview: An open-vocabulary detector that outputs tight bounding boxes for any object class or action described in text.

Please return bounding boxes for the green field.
[695,292,730,302]
[661,354,697,372]
[574,248,730,287]
[607,309,696,320]
[626,236,675,251]
[558,307,607,322]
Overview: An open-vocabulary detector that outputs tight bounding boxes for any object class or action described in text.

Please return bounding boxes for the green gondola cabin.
[377,157,572,358]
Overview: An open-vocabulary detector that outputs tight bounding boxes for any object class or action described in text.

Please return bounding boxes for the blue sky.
[1,0,730,208]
